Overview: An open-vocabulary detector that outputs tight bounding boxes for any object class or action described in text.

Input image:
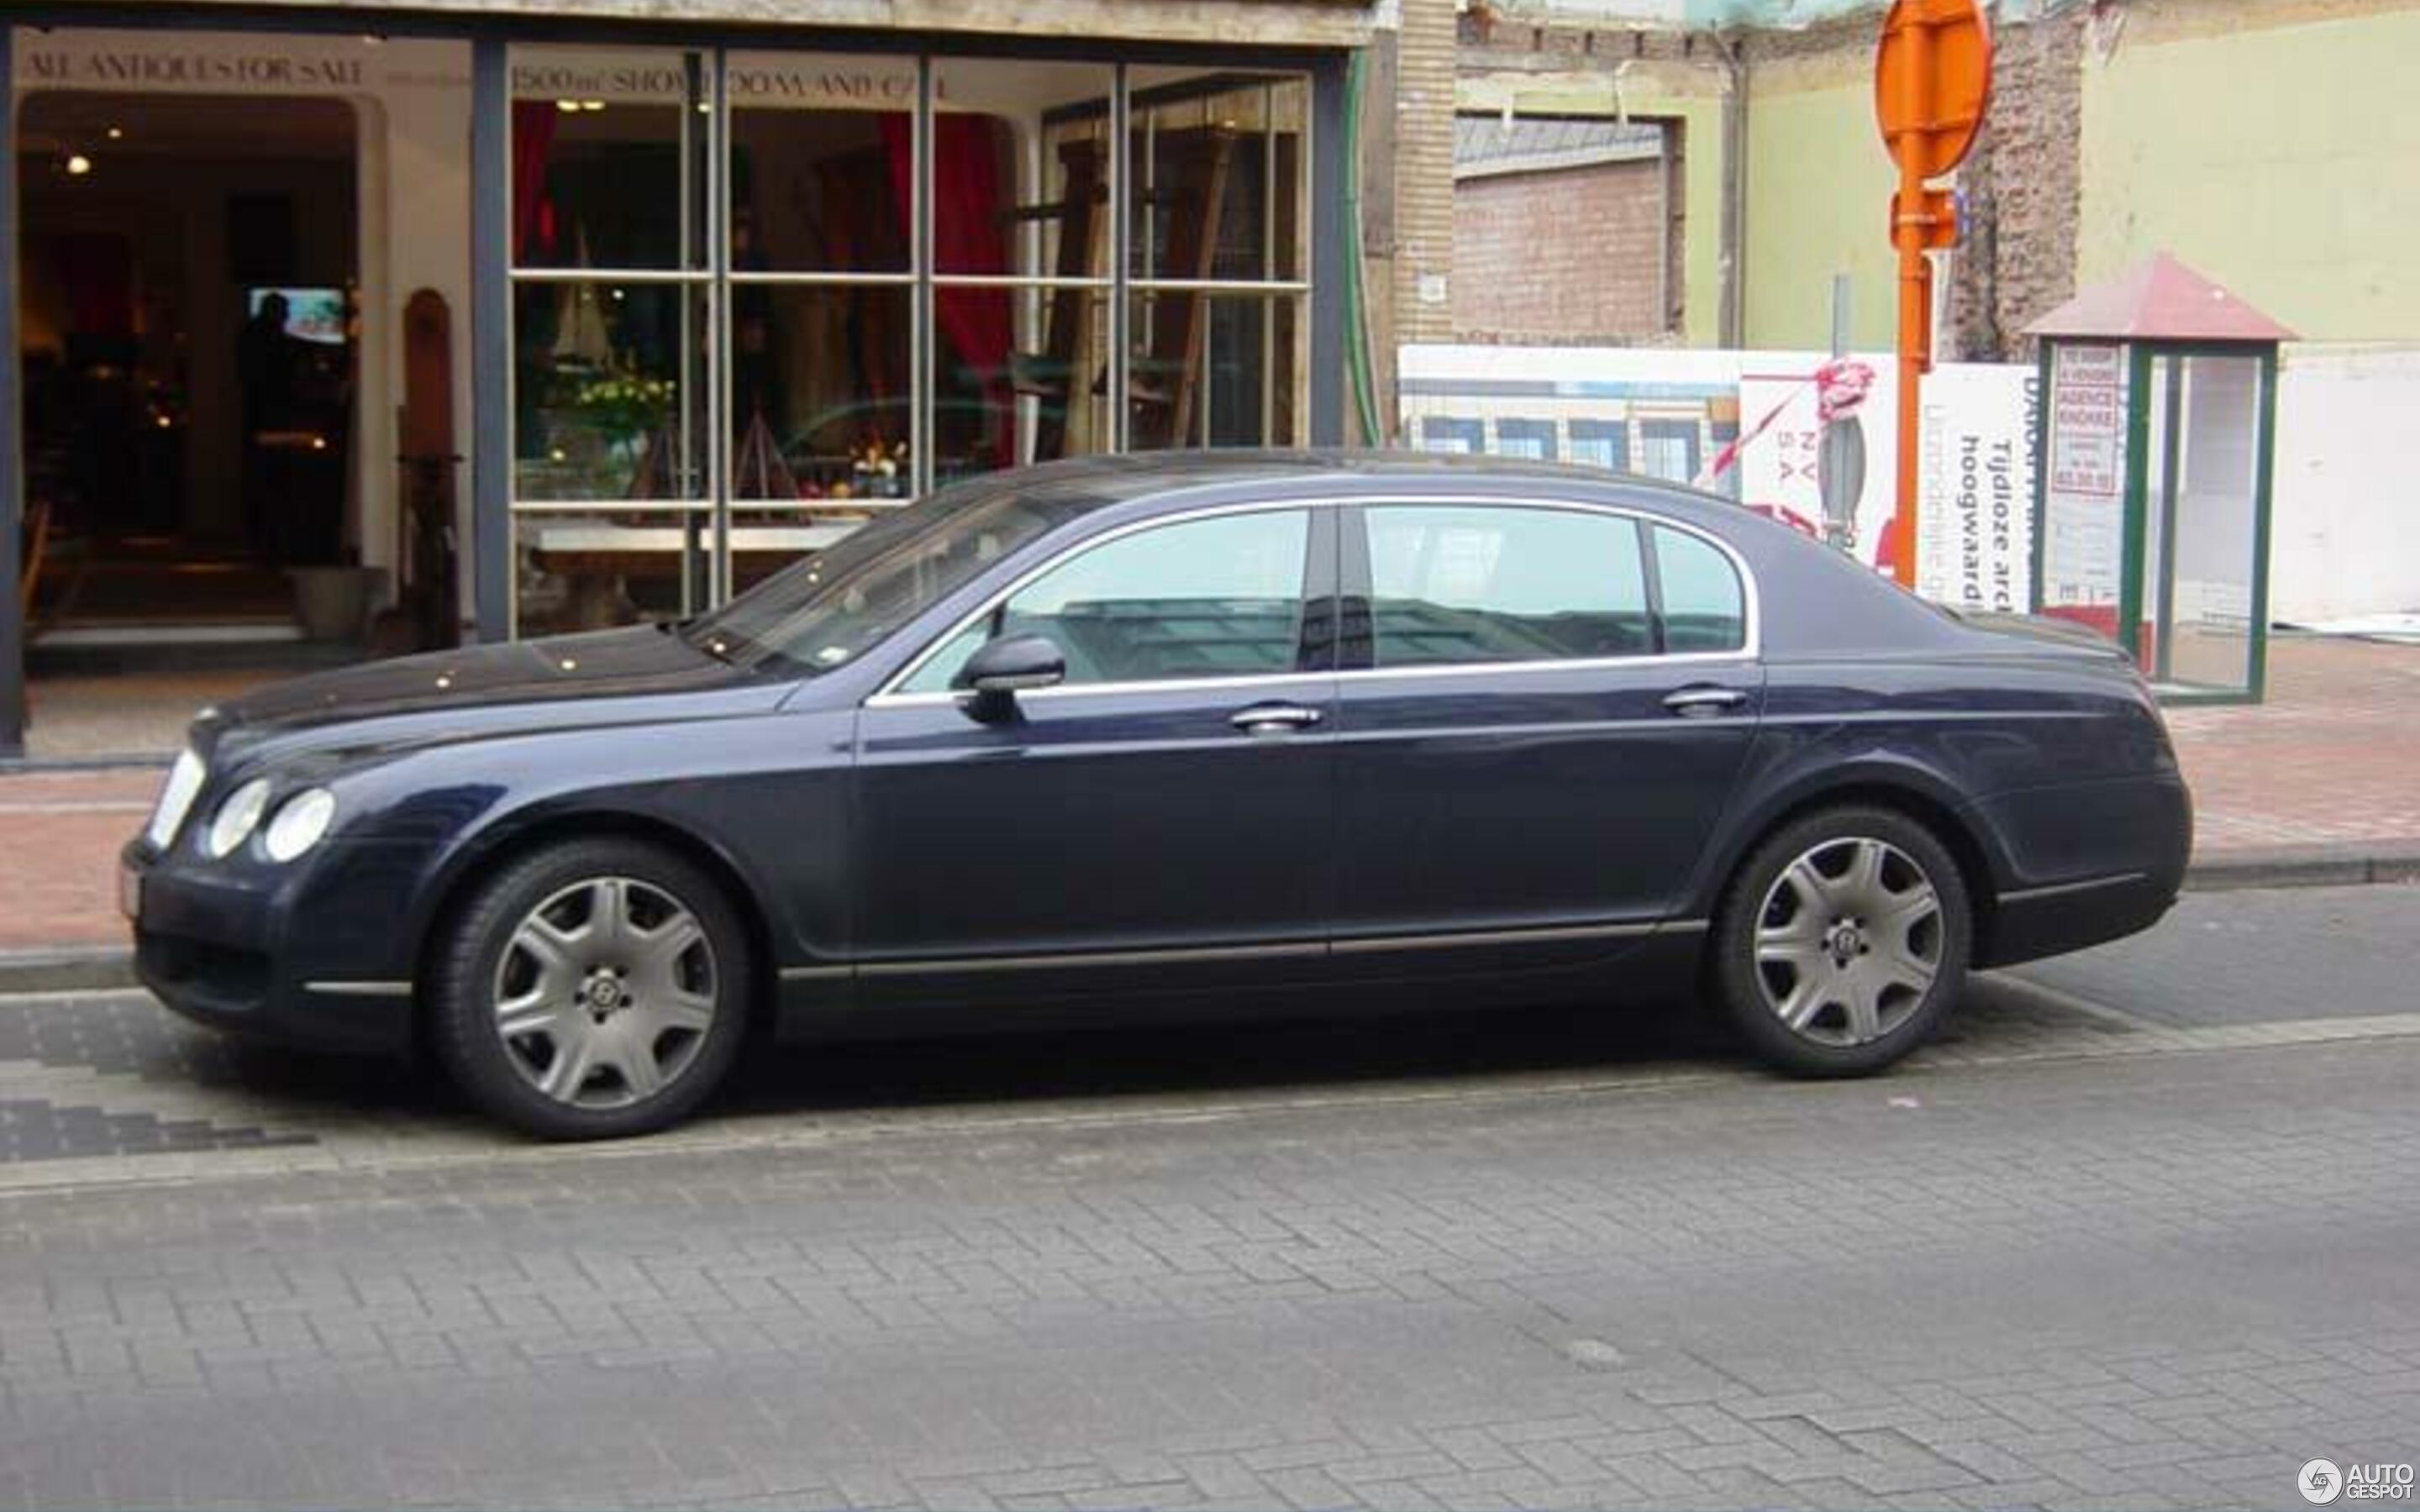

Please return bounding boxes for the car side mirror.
[953,633,1065,719]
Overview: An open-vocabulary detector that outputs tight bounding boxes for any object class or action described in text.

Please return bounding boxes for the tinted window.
[1365,505,1651,667]
[902,509,1313,691]
[684,471,1082,671]
[1654,525,1748,653]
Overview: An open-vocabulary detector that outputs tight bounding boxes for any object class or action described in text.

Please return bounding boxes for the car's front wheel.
[428,838,751,1139]
[1710,806,1970,1077]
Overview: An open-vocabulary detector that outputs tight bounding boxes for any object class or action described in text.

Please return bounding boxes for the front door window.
[902,508,1313,691]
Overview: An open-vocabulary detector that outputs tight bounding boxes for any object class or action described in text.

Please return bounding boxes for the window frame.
[1336,496,1759,679]
[868,498,1334,704]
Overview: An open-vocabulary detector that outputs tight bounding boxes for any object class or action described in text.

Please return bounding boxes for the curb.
[0,946,139,995]
[2184,843,2420,894]
[0,846,2412,997]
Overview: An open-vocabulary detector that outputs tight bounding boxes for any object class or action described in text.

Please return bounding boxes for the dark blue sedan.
[123,453,2192,1138]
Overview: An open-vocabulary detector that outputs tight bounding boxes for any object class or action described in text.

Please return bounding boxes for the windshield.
[681,474,1089,672]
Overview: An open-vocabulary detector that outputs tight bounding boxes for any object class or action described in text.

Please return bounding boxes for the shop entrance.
[16,90,363,753]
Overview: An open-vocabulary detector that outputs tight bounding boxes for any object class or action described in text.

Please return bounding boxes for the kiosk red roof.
[2026,253,2296,343]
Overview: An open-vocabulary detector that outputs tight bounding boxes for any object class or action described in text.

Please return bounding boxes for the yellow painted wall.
[1740,55,1896,350]
[1458,63,1730,347]
[2079,2,2420,341]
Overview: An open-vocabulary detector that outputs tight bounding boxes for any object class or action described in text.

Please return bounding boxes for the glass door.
[2134,351,2265,698]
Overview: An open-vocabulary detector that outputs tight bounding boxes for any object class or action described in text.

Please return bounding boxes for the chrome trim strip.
[778,965,853,983]
[302,980,413,998]
[845,917,1690,978]
[1329,920,1660,955]
[865,493,1762,708]
[1999,872,2150,905]
[874,672,1331,711]
[1333,648,1757,685]
[857,940,1328,978]
[1660,919,1712,936]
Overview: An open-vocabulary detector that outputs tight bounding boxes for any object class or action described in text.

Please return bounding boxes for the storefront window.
[504,45,1313,638]
[726,50,916,535]
[931,60,1118,475]
[1127,70,1307,453]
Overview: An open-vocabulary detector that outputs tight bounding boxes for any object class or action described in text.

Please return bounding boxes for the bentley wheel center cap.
[1827,921,1866,964]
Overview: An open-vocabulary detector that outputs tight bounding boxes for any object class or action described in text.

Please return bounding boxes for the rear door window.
[1363,505,1653,667]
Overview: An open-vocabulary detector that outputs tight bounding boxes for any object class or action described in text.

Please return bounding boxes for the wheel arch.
[408,808,784,1049]
[1703,773,2008,965]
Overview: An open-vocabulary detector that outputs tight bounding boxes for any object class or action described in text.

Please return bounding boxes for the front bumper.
[125,841,419,1056]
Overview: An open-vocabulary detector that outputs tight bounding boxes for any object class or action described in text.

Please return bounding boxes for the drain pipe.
[1716,29,1748,349]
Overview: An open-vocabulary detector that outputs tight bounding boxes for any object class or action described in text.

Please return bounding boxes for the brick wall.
[1392,0,1460,344]
[1946,8,2082,361]
[1453,158,1668,343]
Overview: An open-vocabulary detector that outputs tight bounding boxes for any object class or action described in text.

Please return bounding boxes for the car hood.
[195,626,789,764]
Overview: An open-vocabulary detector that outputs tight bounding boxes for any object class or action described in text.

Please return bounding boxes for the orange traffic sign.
[1875,0,1992,180]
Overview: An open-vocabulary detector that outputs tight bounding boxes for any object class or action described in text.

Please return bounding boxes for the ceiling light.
[66,154,92,176]
[556,99,581,113]
[105,126,124,140]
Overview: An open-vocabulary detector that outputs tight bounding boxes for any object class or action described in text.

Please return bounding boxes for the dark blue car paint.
[123,452,2190,1057]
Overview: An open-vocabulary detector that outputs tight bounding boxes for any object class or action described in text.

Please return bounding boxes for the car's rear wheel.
[1710,806,1970,1077]
[428,838,750,1139]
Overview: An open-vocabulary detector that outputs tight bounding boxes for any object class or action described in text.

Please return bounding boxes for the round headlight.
[204,779,272,858]
[262,788,337,863]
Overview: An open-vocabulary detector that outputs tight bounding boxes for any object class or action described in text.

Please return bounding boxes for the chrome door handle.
[1662,686,1749,717]
[1228,702,1324,735]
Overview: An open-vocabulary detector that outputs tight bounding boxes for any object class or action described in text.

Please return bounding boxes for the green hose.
[1341,49,1386,446]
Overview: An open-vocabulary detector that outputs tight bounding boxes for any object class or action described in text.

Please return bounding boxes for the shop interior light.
[556,99,581,113]
[105,126,124,140]
[66,154,92,176]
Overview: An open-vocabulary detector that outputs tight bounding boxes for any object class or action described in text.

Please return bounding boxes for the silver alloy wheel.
[1753,836,1943,1047]
[490,876,718,1110]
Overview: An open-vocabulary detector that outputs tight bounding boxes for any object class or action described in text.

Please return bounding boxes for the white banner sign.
[1736,357,1900,574]
[1917,364,2038,612]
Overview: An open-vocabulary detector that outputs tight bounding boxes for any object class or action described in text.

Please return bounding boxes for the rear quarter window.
[1653,524,1748,654]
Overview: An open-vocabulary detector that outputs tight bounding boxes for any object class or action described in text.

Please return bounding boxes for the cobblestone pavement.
[1,886,2417,1510]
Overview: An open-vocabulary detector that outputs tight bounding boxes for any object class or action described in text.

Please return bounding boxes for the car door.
[1330,499,1763,969]
[850,502,1339,1009]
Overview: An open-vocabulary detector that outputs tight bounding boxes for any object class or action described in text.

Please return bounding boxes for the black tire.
[427,837,752,1140]
[1709,805,1971,1078]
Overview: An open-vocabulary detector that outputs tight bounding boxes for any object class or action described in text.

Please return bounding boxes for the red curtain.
[510,102,559,263]
[883,114,1014,465]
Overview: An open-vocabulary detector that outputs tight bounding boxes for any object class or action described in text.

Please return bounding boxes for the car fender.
[1680,735,2017,925]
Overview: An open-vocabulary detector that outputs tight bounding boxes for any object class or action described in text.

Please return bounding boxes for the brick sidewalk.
[1,634,2412,953]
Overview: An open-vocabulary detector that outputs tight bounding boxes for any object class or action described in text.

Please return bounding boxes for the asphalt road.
[3,885,2417,1511]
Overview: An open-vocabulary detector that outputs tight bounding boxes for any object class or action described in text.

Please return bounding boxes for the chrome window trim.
[863,492,1762,709]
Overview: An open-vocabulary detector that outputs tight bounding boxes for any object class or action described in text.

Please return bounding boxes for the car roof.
[994,447,1725,517]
